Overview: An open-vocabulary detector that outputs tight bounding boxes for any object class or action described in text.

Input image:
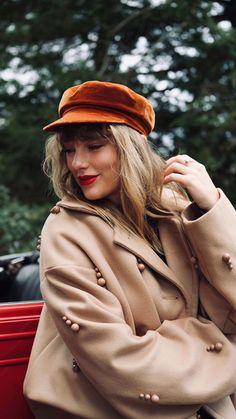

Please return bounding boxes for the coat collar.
[57,197,98,215]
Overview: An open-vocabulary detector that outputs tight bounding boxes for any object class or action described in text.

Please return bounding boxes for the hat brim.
[43,109,129,132]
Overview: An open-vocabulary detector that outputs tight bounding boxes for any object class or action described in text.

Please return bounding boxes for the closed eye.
[88,144,103,151]
[64,148,75,154]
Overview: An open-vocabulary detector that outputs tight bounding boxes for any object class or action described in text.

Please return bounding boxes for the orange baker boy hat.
[43,80,155,137]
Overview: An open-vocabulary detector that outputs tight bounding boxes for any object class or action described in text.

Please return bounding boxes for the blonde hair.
[43,123,185,252]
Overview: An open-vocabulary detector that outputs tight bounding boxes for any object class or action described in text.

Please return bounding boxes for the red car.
[0,252,42,419]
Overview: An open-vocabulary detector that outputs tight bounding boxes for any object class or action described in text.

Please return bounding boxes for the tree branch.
[96,5,159,78]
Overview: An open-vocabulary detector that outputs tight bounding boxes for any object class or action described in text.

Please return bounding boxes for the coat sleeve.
[40,217,236,418]
[181,189,236,333]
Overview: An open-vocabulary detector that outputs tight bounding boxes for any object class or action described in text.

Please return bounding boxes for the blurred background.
[0,0,235,254]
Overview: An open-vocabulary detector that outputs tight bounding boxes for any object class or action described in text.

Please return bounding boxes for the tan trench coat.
[24,190,236,419]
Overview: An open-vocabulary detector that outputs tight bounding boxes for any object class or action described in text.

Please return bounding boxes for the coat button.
[36,235,41,251]
[206,344,215,352]
[222,253,231,262]
[151,394,160,403]
[94,267,106,285]
[97,277,106,286]
[50,205,61,214]
[144,393,151,400]
[190,256,199,269]
[215,342,223,352]
[137,258,145,271]
[71,323,80,332]
[206,342,223,352]
[138,263,145,272]
[139,393,145,399]
[66,319,72,326]
[72,358,80,373]
[222,253,233,270]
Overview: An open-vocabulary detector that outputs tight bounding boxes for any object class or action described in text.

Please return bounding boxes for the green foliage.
[0,185,50,254]
[0,0,236,253]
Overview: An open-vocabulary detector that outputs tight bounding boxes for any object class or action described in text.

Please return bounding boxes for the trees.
[0,0,235,251]
[0,185,50,254]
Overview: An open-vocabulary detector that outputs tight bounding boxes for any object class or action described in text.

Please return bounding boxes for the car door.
[0,253,42,419]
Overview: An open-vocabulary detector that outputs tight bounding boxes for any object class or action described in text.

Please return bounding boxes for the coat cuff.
[181,189,235,229]
[181,189,236,311]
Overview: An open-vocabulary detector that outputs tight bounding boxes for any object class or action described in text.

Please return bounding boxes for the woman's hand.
[164,155,219,210]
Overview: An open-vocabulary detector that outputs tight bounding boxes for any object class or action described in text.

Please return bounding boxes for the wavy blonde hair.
[43,123,185,252]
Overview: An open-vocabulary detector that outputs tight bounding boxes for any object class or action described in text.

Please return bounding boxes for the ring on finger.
[182,155,194,164]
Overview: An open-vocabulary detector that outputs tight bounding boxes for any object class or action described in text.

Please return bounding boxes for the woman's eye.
[64,148,75,154]
[88,144,103,150]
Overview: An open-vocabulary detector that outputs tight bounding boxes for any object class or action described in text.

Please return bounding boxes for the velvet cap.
[43,81,155,136]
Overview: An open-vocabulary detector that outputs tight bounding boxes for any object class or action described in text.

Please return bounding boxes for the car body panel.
[0,301,43,419]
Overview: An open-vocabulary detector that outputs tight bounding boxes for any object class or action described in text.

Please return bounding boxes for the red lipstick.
[78,175,98,186]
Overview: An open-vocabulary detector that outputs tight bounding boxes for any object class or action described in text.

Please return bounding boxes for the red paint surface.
[0,301,43,419]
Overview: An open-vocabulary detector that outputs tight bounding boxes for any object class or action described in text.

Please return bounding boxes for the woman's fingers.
[164,161,191,177]
[165,154,196,168]
[164,155,219,210]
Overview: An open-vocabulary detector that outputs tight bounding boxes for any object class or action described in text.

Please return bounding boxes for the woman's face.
[63,137,120,203]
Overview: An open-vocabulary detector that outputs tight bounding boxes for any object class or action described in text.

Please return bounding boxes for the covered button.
[222,253,231,262]
[151,394,160,403]
[215,342,223,352]
[138,263,145,272]
[97,277,106,286]
[72,359,80,373]
[50,205,61,214]
[71,323,80,332]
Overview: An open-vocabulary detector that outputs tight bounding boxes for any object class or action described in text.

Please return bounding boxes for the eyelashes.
[63,144,104,153]
[88,144,103,150]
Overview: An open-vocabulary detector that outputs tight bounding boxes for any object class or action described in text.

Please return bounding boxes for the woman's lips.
[78,175,99,186]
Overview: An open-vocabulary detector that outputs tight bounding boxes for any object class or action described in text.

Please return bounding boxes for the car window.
[0,252,42,304]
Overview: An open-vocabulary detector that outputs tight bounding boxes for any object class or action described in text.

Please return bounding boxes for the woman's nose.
[71,150,89,170]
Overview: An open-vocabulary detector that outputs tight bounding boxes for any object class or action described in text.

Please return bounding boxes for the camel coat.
[24,189,236,419]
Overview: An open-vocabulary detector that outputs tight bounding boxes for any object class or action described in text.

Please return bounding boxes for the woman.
[24,81,236,419]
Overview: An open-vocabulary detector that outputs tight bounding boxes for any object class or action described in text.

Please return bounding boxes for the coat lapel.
[158,218,199,315]
[113,221,196,313]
